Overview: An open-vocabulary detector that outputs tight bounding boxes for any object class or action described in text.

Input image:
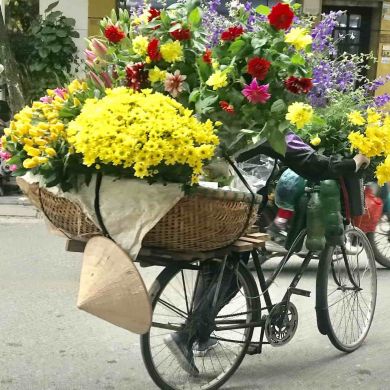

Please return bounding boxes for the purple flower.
[40,95,53,104]
[242,79,271,104]
[54,88,67,99]
[374,93,390,107]
[365,74,390,92]
[311,11,344,55]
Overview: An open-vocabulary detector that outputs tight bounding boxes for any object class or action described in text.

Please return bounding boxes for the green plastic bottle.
[320,180,344,246]
[306,191,326,251]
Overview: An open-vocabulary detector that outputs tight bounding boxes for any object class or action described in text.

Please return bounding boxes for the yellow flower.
[132,35,149,56]
[73,97,81,107]
[367,108,381,125]
[285,27,313,51]
[24,146,41,157]
[160,41,183,63]
[376,156,390,186]
[148,66,167,84]
[310,136,321,146]
[23,158,39,169]
[68,79,84,94]
[348,111,365,126]
[145,56,151,64]
[212,59,220,69]
[45,147,57,157]
[286,102,313,129]
[206,71,228,90]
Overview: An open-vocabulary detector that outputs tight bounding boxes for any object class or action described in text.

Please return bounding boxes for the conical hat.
[77,236,152,334]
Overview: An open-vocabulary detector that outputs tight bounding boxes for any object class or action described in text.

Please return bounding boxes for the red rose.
[148,8,161,22]
[126,63,147,91]
[202,49,212,64]
[104,25,126,43]
[170,28,191,41]
[268,3,294,31]
[285,76,313,94]
[147,38,161,61]
[247,57,271,80]
[219,101,235,114]
[221,26,244,41]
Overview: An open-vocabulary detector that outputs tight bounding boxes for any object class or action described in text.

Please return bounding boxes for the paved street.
[2,220,390,389]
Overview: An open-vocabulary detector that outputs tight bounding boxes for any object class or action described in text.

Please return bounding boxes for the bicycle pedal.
[289,287,311,297]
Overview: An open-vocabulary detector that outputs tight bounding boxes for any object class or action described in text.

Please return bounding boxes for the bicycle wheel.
[141,260,260,390]
[367,214,390,268]
[316,227,377,352]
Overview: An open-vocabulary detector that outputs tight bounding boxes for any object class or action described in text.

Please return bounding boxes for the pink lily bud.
[9,164,18,172]
[86,60,94,68]
[100,72,113,88]
[91,38,108,56]
[89,71,106,90]
[85,49,97,62]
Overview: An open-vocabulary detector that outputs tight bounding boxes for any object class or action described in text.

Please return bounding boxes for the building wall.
[88,0,116,36]
[39,0,89,54]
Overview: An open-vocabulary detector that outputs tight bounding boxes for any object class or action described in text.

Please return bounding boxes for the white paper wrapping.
[23,172,184,259]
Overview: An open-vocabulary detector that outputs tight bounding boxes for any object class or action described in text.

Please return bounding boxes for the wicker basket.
[17,178,261,251]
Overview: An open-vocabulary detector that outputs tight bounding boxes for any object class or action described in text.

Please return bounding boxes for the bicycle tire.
[140,261,260,390]
[367,215,390,268]
[316,227,377,352]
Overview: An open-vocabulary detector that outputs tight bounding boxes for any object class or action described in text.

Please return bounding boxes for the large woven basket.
[17,178,261,251]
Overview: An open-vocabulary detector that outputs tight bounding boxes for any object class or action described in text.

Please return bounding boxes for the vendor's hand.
[353,154,370,172]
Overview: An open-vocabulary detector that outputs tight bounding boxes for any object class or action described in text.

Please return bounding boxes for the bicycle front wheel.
[141,260,260,390]
[316,227,377,352]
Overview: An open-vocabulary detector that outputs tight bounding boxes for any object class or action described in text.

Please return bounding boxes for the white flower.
[0,64,4,74]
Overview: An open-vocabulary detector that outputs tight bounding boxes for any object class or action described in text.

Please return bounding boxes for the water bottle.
[320,180,344,246]
[306,191,326,251]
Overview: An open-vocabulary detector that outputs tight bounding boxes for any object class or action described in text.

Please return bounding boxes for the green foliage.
[25,2,80,100]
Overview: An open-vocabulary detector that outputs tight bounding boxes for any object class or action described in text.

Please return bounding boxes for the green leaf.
[160,11,171,28]
[268,128,287,156]
[255,5,270,15]
[39,48,49,58]
[188,7,202,27]
[189,89,200,103]
[50,44,62,53]
[46,11,62,21]
[278,120,290,133]
[291,53,305,66]
[56,29,68,37]
[63,17,76,27]
[251,38,267,49]
[229,39,245,55]
[195,95,218,115]
[69,31,80,38]
[271,99,287,114]
[44,1,59,13]
[110,9,117,23]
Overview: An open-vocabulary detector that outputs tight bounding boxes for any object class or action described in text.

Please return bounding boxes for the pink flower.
[89,71,106,89]
[242,79,271,104]
[91,38,108,56]
[9,164,17,172]
[40,95,53,104]
[100,71,113,88]
[164,70,186,98]
[0,150,11,160]
[54,88,67,99]
[85,49,97,62]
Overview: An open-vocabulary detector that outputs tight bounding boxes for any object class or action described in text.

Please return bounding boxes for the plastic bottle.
[306,191,326,251]
[320,180,344,246]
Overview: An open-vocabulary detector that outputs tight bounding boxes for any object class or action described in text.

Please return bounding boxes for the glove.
[353,154,370,172]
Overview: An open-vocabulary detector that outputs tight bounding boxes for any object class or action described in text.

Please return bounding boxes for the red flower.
[148,8,161,22]
[202,49,212,64]
[219,101,235,114]
[126,63,148,91]
[284,76,313,94]
[170,28,191,41]
[221,26,244,41]
[147,38,161,61]
[268,3,294,31]
[247,57,271,81]
[104,25,126,43]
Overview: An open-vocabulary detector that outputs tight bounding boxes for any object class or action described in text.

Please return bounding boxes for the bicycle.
[138,181,377,390]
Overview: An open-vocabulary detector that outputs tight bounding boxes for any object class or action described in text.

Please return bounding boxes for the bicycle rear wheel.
[367,214,390,268]
[316,227,377,352]
[141,260,260,390]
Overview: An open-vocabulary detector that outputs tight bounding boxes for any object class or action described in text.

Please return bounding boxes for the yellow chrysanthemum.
[206,71,228,90]
[160,41,183,63]
[132,35,149,56]
[67,87,219,185]
[148,66,167,84]
[348,111,366,126]
[68,79,87,94]
[285,27,313,51]
[367,107,381,125]
[286,102,313,129]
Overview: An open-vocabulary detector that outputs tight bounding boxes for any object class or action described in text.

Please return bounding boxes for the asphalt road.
[2,220,390,390]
